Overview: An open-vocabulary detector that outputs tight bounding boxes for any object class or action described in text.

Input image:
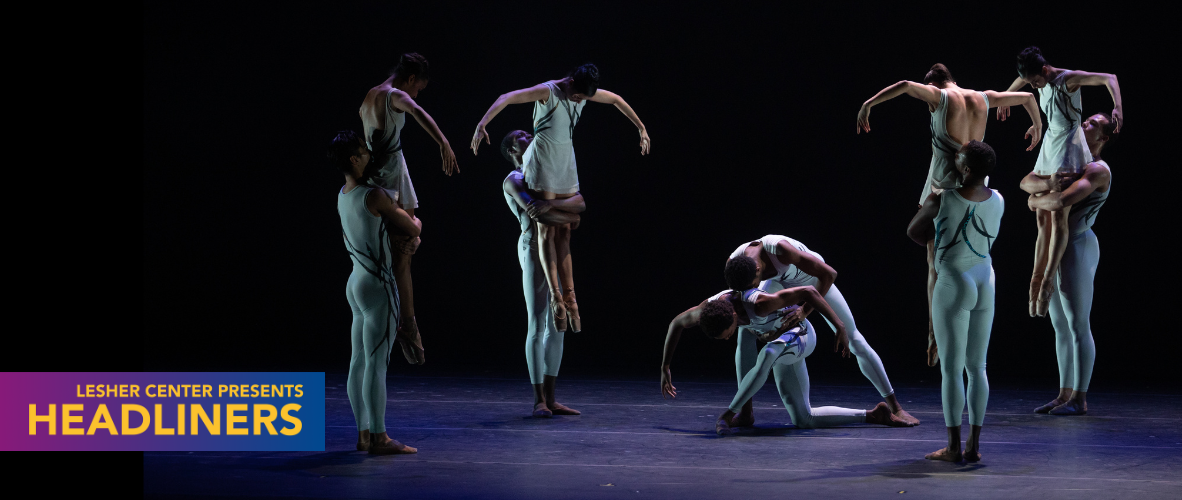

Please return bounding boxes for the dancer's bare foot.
[1034,398,1070,414]
[533,402,553,418]
[396,317,425,365]
[357,430,371,451]
[925,447,962,462]
[548,402,580,415]
[866,402,911,427]
[368,432,417,455]
[1036,280,1054,317]
[563,289,581,333]
[715,417,732,435]
[730,410,754,428]
[926,328,939,367]
[1028,277,1043,317]
[1049,400,1087,415]
[893,408,920,426]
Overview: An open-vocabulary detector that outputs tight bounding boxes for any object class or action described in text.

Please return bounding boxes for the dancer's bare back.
[937,87,989,146]
[359,84,405,139]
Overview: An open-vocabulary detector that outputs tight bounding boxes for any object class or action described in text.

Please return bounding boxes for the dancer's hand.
[639,128,651,155]
[470,124,489,155]
[526,199,552,220]
[1111,107,1123,133]
[440,143,460,175]
[1025,122,1042,151]
[996,105,1011,121]
[398,236,421,255]
[834,326,850,358]
[661,367,677,399]
[856,103,872,133]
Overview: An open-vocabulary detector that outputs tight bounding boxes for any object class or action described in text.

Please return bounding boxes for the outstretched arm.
[1062,71,1123,132]
[588,89,650,155]
[752,286,849,357]
[907,192,941,245]
[471,84,551,155]
[661,301,707,398]
[984,90,1043,151]
[995,77,1028,120]
[773,241,837,296]
[388,91,459,175]
[503,175,584,226]
[1028,163,1111,212]
[857,80,941,134]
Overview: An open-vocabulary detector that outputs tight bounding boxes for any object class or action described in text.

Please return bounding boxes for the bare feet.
[866,402,913,427]
[1035,280,1054,317]
[533,402,553,418]
[893,408,921,426]
[1049,400,1087,415]
[730,411,754,428]
[715,417,732,435]
[924,447,962,462]
[926,328,939,367]
[550,296,568,333]
[396,317,425,365]
[368,432,418,455]
[357,430,371,451]
[548,402,580,415]
[563,289,581,333]
[1034,398,1069,414]
[1028,278,1042,317]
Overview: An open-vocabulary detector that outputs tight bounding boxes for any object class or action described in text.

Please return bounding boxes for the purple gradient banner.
[0,372,324,451]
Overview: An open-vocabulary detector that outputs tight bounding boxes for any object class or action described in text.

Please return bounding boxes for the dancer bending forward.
[999,46,1122,317]
[359,53,460,361]
[662,286,911,434]
[724,236,919,425]
[857,63,1040,365]
[502,130,585,418]
[472,63,650,332]
[330,131,423,454]
[1025,113,1115,415]
[908,140,1002,462]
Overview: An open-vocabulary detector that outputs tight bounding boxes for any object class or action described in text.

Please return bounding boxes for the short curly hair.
[700,298,736,338]
[958,140,996,177]
[724,256,758,292]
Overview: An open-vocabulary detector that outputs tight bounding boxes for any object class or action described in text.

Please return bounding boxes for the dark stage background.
[144,4,1172,391]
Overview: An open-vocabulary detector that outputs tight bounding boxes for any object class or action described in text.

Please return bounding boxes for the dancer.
[661,286,910,434]
[857,63,1040,366]
[725,236,920,425]
[502,130,585,418]
[1023,113,1115,415]
[330,130,423,454]
[359,53,459,359]
[996,47,1122,317]
[472,63,651,332]
[907,140,1002,462]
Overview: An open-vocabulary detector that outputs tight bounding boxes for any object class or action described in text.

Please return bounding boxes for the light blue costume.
[522,82,585,194]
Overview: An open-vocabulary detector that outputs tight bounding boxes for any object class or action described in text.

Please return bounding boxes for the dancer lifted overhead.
[330,130,423,455]
[908,140,1002,463]
[661,286,911,434]
[502,130,585,418]
[1024,113,1115,416]
[997,46,1122,317]
[723,235,919,425]
[472,63,650,333]
[359,53,459,360]
[857,63,1041,366]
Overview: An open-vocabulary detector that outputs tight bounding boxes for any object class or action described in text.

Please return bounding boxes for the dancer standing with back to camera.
[501,129,585,418]
[472,63,651,333]
[330,130,423,455]
[857,63,1041,366]
[908,140,1003,463]
[359,53,460,362]
[997,46,1122,318]
[1023,113,1115,415]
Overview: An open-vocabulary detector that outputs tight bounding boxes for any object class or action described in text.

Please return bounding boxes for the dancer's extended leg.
[1037,206,1072,316]
[536,221,567,331]
[521,235,553,417]
[774,357,869,429]
[555,223,581,332]
[731,327,758,426]
[1030,208,1052,317]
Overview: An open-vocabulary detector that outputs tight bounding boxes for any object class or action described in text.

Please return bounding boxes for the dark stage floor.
[144,373,1182,499]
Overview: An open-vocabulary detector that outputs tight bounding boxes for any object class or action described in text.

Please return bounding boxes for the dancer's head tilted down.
[390,52,430,97]
[955,140,996,186]
[922,63,956,89]
[699,298,740,340]
[564,63,600,102]
[328,130,374,181]
[1016,46,1051,89]
[723,255,760,292]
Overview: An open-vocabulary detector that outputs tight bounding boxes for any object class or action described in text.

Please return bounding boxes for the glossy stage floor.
[144,372,1181,499]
